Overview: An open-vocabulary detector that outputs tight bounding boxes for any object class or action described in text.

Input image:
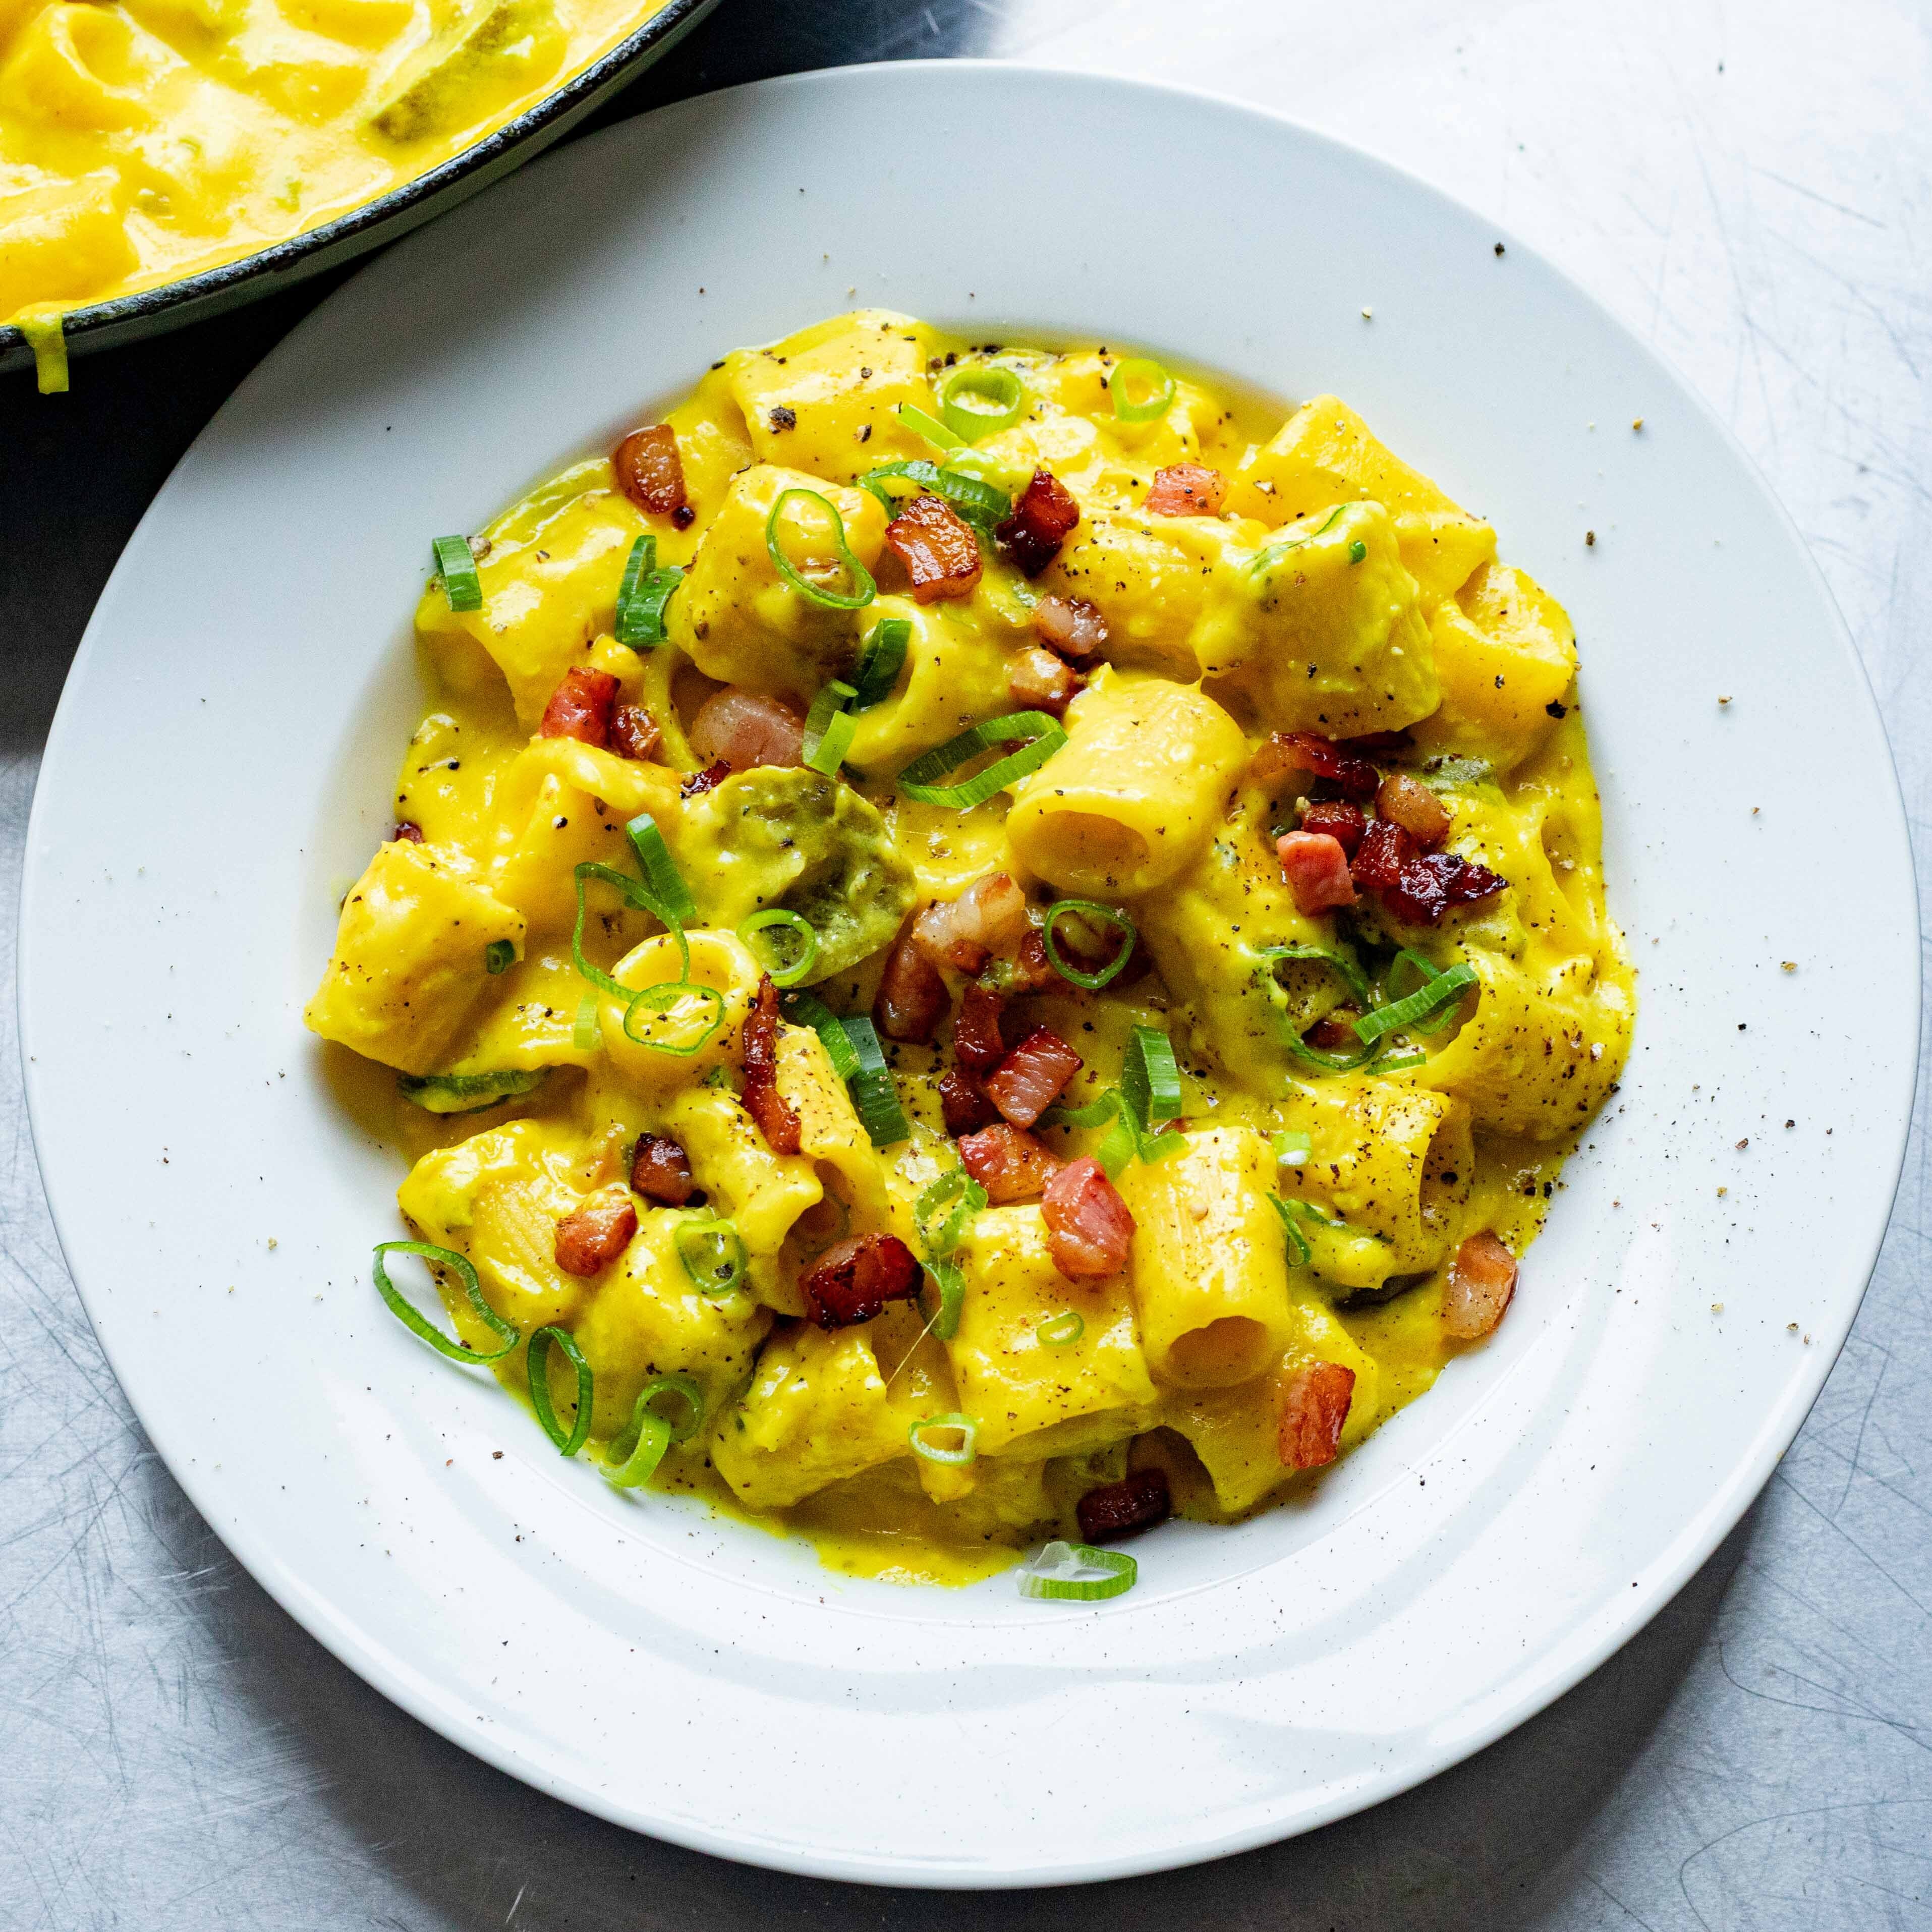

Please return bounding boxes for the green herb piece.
[527,1325,593,1456]
[1016,1539,1138,1601]
[432,534,482,612]
[737,908,820,988]
[372,1239,517,1363]
[1107,357,1175,424]
[894,711,1067,808]
[1043,900,1137,990]
[765,488,877,610]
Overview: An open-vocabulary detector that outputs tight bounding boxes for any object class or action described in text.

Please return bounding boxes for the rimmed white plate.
[20,62,1916,1888]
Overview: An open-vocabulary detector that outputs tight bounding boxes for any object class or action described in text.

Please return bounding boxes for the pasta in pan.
[308,310,1633,1593]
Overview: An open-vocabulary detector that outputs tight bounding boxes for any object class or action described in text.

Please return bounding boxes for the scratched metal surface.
[3,1,1928,1925]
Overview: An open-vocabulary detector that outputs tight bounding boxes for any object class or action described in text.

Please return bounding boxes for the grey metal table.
[5,4,1928,1926]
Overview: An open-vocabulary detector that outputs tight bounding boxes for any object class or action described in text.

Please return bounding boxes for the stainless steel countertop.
[4,4,1928,1925]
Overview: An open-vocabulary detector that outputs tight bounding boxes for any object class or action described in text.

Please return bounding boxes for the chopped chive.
[527,1325,593,1456]
[737,908,820,988]
[396,1068,542,1115]
[1037,1311,1085,1348]
[894,711,1067,808]
[372,1239,518,1362]
[432,534,482,612]
[908,1413,979,1465]
[1107,357,1174,425]
[765,488,876,610]
[674,1215,747,1295]
[937,365,1025,442]
[1016,1539,1137,1601]
[614,533,682,646]
[1042,899,1137,990]
[484,938,516,974]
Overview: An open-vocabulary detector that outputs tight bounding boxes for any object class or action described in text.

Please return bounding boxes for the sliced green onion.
[432,534,482,612]
[527,1325,593,1456]
[1040,1090,1122,1131]
[396,1068,543,1115]
[573,991,601,1051]
[1272,1129,1313,1167]
[1386,949,1480,1036]
[850,617,911,707]
[894,402,967,450]
[765,488,876,610]
[840,1014,911,1147]
[937,365,1026,442]
[1260,941,1371,1007]
[782,991,859,1078]
[1353,960,1476,1045]
[1037,1311,1086,1348]
[924,1254,967,1341]
[603,1407,670,1489]
[614,533,683,647]
[908,1412,979,1465]
[1107,357,1175,425]
[572,859,681,1000]
[372,1240,517,1363]
[916,1165,987,1258]
[1250,505,1349,576]
[675,1215,747,1295]
[1096,1107,1138,1181]
[624,813,696,931]
[1347,539,1368,564]
[1017,1539,1138,1601]
[622,979,726,1056]
[738,908,820,987]
[1042,900,1137,990]
[485,939,516,975]
[1123,1025,1183,1131]
[1378,1050,1427,1071]
[638,1372,706,1442]
[895,711,1067,808]
[857,463,1013,533]
[802,679,860,774]
[1284,1028,1382,1074]
[1268,1194,1313,1267]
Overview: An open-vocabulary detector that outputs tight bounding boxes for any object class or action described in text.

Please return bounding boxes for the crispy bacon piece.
[1350,817,1412,892]
[940,1068,999,1137]
[609,704,663,763]
[1442,1230,1518,1339]
[1345,728,1414,756]
[1007,643,1086,719]
[1300,800,1365,858]
[1277,830,1357,915]
[392,820,425,844]
[741,975,801,1155]
[1306,1006,1362,1051]
[1143,463,1226,518]
[874,932,949,1044]
[884,492,983,603]
[1277,1361,1356,1469]
[958,1122,1063,1203]
[1005,927,1061,994]
[800,1232,922,1329]
[1076,1468,1171,1544]
[1376,772,1452,848]
[952,983,1009,1081]
[538,667,620,748]
[680,760,730,798]
[613,424,688,519]
[1382,850,1507,927]
[913,873,1028,976]
[1041,1156,1135,1280]
[997,468,1081,576]
[553,1184,637,1277]
[1251,730,1379,802]
[629,1132,695,1207]
[1032,594,1107,662]
[986,1026,1083,1128]
[690,688,805,773]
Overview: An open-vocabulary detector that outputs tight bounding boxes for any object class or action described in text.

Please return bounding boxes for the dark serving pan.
[0,0,720,380]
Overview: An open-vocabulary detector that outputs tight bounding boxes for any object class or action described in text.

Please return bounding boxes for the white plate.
[21,62,1917,1888]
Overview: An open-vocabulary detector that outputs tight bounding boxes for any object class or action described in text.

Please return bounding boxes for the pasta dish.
[306,310,1633,1594]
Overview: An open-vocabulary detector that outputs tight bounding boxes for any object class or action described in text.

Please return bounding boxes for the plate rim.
[19,56,1922,1888]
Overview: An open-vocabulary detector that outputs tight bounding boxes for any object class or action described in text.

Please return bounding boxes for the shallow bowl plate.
[19,61,1917,1888]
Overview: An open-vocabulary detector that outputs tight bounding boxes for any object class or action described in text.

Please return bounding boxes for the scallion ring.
[923,1254,968,1342]
[614,533,683,647]
[1268,1194,1314,1267]
[916,1165,986,1257]
[849,617,911,707]
[1259,941,1372,1007]
[1353,960,1476,1045]
[908,1413,978,1466]
[1016,1540,1137,1602]
[857,463,1012,533]
[603,1406,670,1489]
[432,534,482,612]
[674,1215,747,1296]
[624,813,696,930]
[622,979,726,1056]
[572,859,685,1000]
[1037,1311,1085,1349]
[782,990,860,1078]
[485,938,516,975]
[1272,1129,1312,1167]
[1123,1024,1183,1132]
[1384,949,1479,1037]
[372,1239,517,1363]
[1377,1050,1427,1071]
[1107,357,1175,425]
[573,991,600,1052]
[526,1325,593,1456]
[635,1372,706,1443]
[839,1014,912,1147]
[1042,900,1137,990]
[894,711,1067,808]
[937,365,1026,442]
[802,678,860,774]
[738,908,820,988]
[396,1068,543,1115]
[765,488,876,610]
[894,402,966,450]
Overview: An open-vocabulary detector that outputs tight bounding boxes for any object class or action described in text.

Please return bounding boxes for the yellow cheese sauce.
[0,0,673,328]
[307,310,1634,1590]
